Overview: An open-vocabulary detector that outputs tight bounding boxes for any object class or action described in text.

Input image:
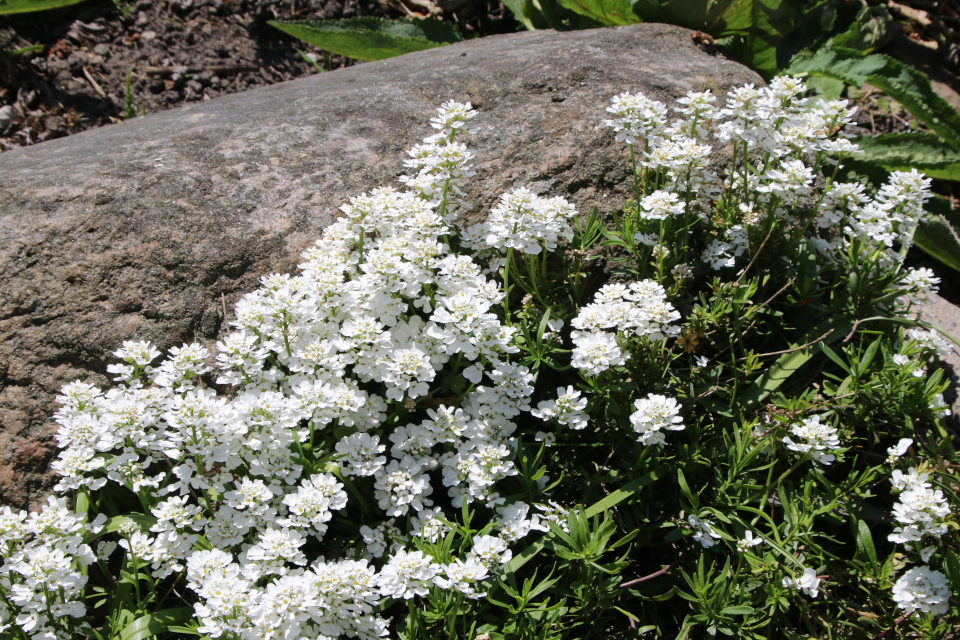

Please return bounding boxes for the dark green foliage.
[268,17,462,62]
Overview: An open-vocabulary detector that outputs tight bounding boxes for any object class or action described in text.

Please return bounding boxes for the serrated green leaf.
[268,18,462,62]
[854,132,960,181]
[0,0,86,15]
[915,196,960,274]
[119,608,194,640]
[788,47,960,148]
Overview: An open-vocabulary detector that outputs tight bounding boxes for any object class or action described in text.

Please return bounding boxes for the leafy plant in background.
[4,78,960,640]
[268,17,462,62]
[786,45,960,273]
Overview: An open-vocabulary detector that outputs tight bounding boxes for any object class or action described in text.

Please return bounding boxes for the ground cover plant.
[3,78,960,640]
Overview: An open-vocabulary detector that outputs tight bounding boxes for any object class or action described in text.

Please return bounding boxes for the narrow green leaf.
[942,549,960,588]
[504,468,660,573]
[118,607,193,640]
[819,343,850,374]
[584,467,661,517]
[855,519,879,573]
[739,315,855,411]
[676,469,698,512]
[11,44,45,55]
[268,18,462,62]
[855,338,881,378]
[296,48,325,73]
[0,0,86,15]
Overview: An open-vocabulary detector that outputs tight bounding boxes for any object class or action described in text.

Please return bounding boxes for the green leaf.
[555,0,640,26]
[118,607,194,640]
[658,0,795,76]
[915,196,960,274]
[853,132,960,181]
[504,467,661,573]
[831,3,895,53]
[502,0,537,30]
[268,18,462,62]
[103,514,157,536]
[11,44,45,56]
[719,605,755,615]
[788,47,960,149]
[942,549,960,588]
[819,343,850,374]
[777,0,894,68]
[739,315,855,412]
[855,519,879,573]
[0,0,86,14]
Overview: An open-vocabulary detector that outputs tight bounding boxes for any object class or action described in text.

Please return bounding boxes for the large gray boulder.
[0,23,762,509]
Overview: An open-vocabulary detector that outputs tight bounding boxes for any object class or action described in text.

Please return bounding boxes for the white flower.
[736,531,763,552]
[603,91,668,145]
[639,190,684,220]
[783,415,840,464]
[468,188,577,256]
[930,393,952,418]
[783,567,821,598]
[688,514,721,548]
[433,557,490,598]
[900,267,940,300]
[468,534,512,569]
[531,386,589,430]
[887,438,913,465]
[892,566,951,615]
[629,394,684,446]
[570,332,625,376]
[379,549,441,599]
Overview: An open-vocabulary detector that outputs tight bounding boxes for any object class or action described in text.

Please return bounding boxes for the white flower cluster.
[462,187,577,260]
[604,78,931,270]
[900,267,940,302]
[0,499,96,639]
[886,466,953,616]
[887,438,913,465]
[906,327,952,360]
[888,468,950,545]
[629,393,684,446]
[570,281,680,376]
[892,565,951,615]
[688,514,721,548]
[782,415,841,465]
[531,386,589,436]
[782,567,821,598]
[45,102,563,640]
[399,99,478,204]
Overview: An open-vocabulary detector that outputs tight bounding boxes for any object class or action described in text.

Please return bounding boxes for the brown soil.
[0,0,514,150]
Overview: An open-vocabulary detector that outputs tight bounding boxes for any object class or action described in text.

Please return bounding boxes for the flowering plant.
[3,78,959,640]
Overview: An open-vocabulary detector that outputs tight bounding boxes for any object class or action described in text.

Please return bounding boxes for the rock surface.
[0,24,760,509]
